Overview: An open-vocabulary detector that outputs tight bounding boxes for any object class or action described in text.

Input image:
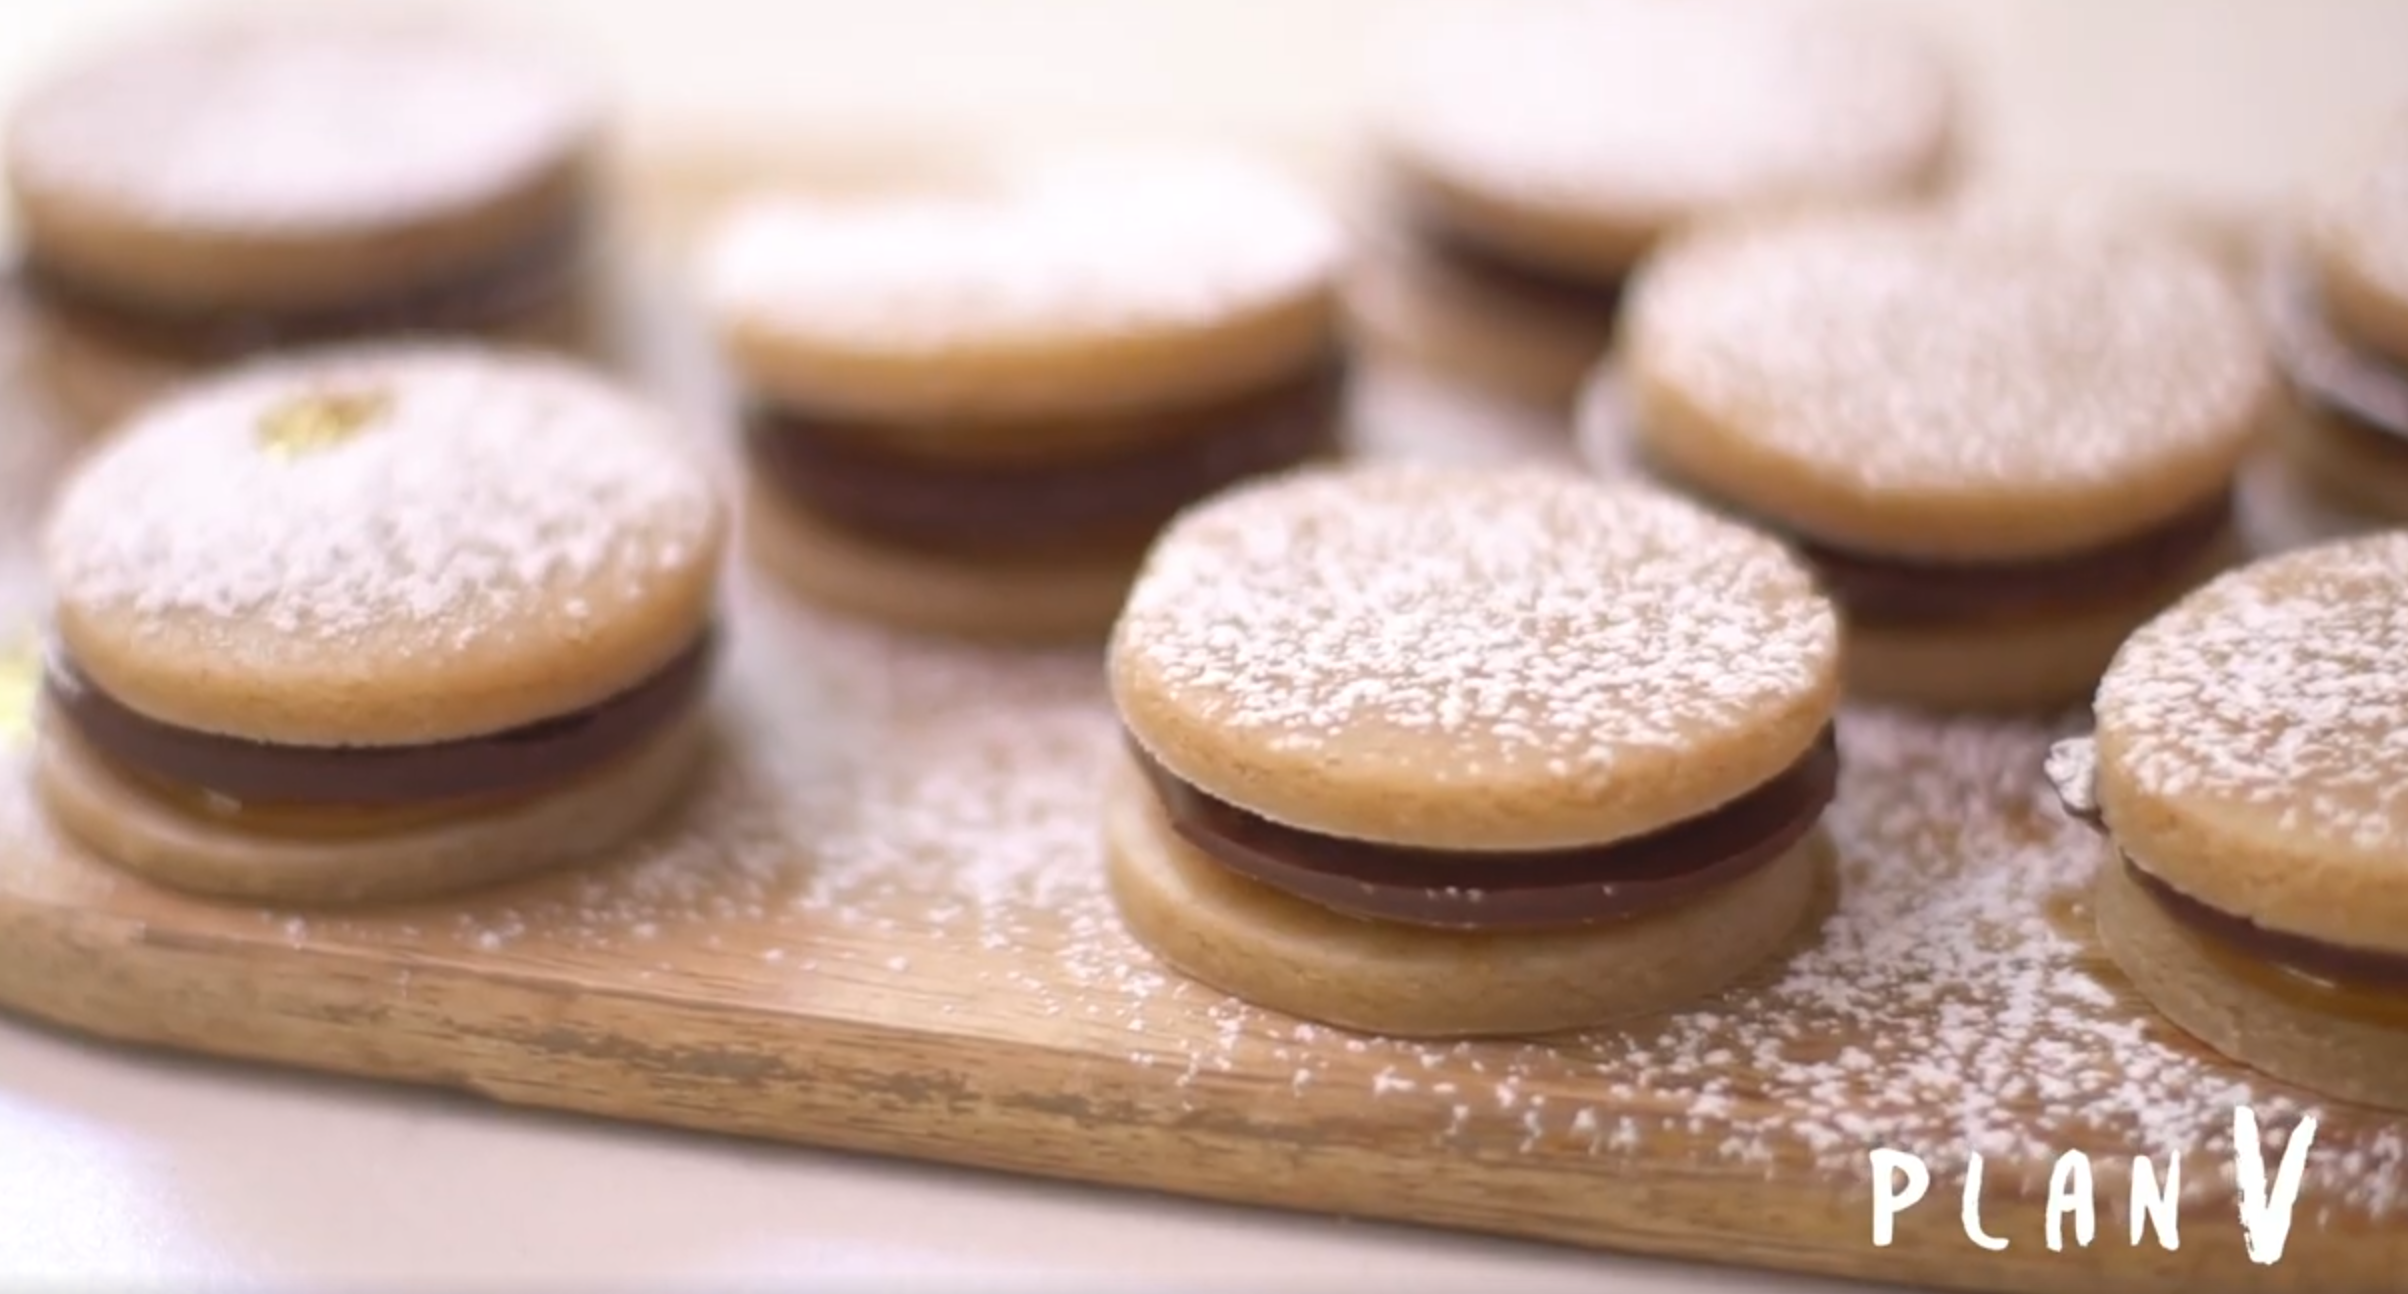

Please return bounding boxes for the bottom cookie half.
[1104,753,1824,1038]
[2094,858,2408,1112]
[1842,530,2242,714]
[34,708,711,907]
[745,483,1151,643]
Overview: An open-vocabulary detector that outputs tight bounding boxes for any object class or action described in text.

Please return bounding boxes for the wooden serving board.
[0,148,2401,1294]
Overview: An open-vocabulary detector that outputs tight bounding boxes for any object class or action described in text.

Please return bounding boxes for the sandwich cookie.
[2060,533,2408,1112]
[1352,0,1957,409]
[1598,206,2271,712]
[704,154,1348,641]
[35,345,726,906]
[2261,117,2408,521]
[1106,464,1841,1037]
[5,10,606,432]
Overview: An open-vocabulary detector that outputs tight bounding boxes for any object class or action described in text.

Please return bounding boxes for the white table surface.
[4,1,2406,1289]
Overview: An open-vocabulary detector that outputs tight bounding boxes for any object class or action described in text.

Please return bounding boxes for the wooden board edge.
[1,890,2381,1294]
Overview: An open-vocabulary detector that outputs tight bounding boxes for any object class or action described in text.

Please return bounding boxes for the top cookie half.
[703,152,1345,429]
[1621,204,2273,559]
[1110,463,1840,852]
[43,345,726,747]
[2095,532,2408,956]
[5,9,602,313]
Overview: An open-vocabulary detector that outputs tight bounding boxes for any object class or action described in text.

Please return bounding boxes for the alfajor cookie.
[1597,205,2272,712]
[2059,532,2408,1112]
[5,10,606,432]
[2261,116,2408,521]
[1105,463,1841,1038]
[1352,0,1957,408]
[703,154,1348,642]
[34,344,726,906]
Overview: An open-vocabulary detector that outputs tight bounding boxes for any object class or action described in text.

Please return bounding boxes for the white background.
[4,1,2407,1289]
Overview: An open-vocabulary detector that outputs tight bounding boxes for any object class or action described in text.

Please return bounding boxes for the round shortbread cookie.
[36,705,708,907]
[2306,116,2408,368]
[1105,752,1824,1037]
[43,344,726,746]
[2094,532,2408,956]
[703,152,1344,429]
[1109,463,1841,852]
[2093,857,2408,1113]
[1374,0,1956,279]
[1622,206,2273,560]
[1342,232,1615,410]
[5,10,601,312]
[743,484,1147,643]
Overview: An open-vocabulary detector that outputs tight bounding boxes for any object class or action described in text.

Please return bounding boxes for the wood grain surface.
[0,151,2403,1294]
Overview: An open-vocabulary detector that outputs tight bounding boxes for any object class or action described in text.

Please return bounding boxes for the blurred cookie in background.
[1590,202,2271,713]
[1348,0,1960,412]
[703,151,1349,642]
[2259,114,2408,524]
[4,8,609,434]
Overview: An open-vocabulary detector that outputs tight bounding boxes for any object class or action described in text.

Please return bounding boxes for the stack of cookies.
[703,154,1349,641]
[1351,0,1958,409]
[34,345,726,906]
[4,10,607,432]
[1105,464,1842,1037]
[2073,532,2408,1113]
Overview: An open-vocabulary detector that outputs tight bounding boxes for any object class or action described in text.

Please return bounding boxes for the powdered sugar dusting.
[703,152,1341,351]
[7,12,598,230]
[1114,464,1834,769]
[2097,532,2408,849]
[1625,208,2270,493]
[45,344,719,647]
[1379,0,1951,222]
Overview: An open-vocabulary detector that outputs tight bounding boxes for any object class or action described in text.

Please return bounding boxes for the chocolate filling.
[2261,246,2408,449]
[14,203,591,364]
[44,628,713,810]
[1132,727,1837,931]
[1795,489,2236,628]
[1635,449,2234,628]
[745,359,1346,553]
[2127,858,2408,991]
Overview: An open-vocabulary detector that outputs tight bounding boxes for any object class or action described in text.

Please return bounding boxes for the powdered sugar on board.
[7,12,597,232]
[1111,464,1836,773]
[1623,208,2271,494]
[2097,532,2408,849]
[45,344,720,649]
[702,152,1341,351]
[1376,0,1952,223]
